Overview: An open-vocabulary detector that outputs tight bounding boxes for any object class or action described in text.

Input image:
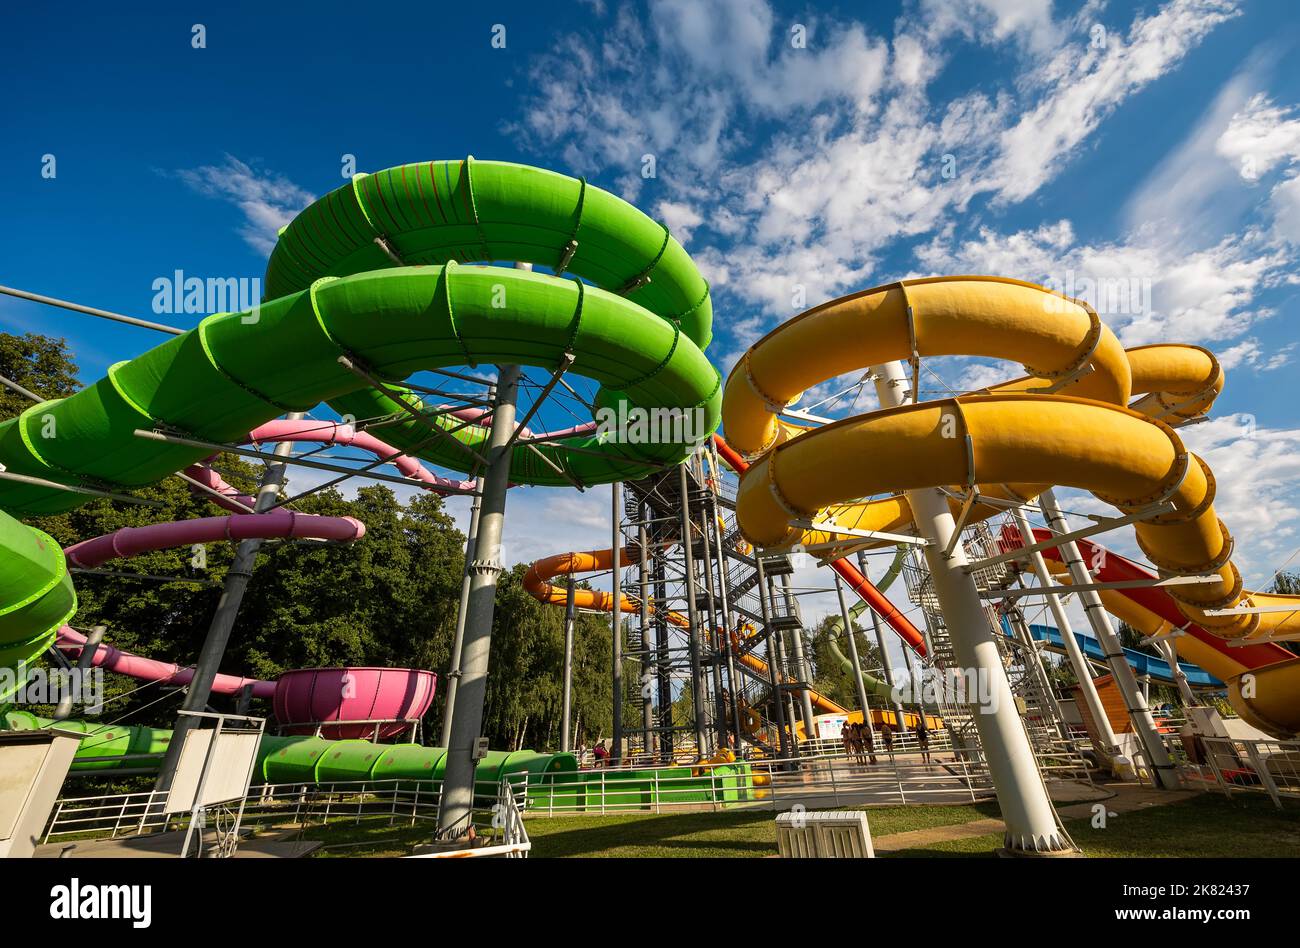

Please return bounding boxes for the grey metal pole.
[774,629,800,747]
[858,550,907,729]
[677,463,711,757]
[1038,489,1178,789]
[153,412,304,796]
[440,474,484,748]
[435,363,521,839]
[754,554,792,760]
[695,490,730,750]
[611,480,624,765]
[1157,638,1198,708]
[638,515,654,756]
[560,572,576,752]
[780,573,818,740]
[53,625,105,720]
[898,638,917,733]
[835,575,873,732]
[709,505,745,751]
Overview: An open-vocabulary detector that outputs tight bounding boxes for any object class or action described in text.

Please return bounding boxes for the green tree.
[807,616,881,710]
[0,331,80,418]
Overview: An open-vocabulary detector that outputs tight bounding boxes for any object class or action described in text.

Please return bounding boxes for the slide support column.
[436,363,520,839]
[1039,492,1179,789]
[755,553,792,760]
[441,474,484,747]
[781,573,818,741]
[678,462,711,756]
[835,574,874,742]
[611,480,624,765]
[560,572,576,752]
[153,411,303,797]
[858,551,907,729]
[874,361,1066,852]
[1157,639,1198,708]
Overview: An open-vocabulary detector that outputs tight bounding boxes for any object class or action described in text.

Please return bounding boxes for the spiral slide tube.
[0,159,721,692]
[722,276,1300,739]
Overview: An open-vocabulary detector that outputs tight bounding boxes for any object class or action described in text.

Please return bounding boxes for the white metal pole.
[1037,489,1179,790]
[1010,505,1121,755]
[874,361,1066,852]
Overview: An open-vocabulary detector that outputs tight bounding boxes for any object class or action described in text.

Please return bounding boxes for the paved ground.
[36,828,322,858]
[870,781,1200,852]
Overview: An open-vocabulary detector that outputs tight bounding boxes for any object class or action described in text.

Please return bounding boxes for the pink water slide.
[58,511,366,697]
[273,667,437,739]
[183,417,478,510]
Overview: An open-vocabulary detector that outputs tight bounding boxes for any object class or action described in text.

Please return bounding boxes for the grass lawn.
[524,802,1002,858]
[292,802,999,857]
[292,792,1300,858]
[901,793,1300,858]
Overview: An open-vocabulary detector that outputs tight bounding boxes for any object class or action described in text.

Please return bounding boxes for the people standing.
[860,721,877,765]
[841,721,857,762]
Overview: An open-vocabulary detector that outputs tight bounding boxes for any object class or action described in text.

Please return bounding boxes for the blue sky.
[3,0,1299,627]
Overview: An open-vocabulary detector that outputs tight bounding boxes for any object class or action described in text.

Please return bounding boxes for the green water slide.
[824,547,909,704]
[0,159,721,697]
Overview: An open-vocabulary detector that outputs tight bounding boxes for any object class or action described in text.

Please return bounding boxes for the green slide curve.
[0,159,720,736]
[823,547,910,704]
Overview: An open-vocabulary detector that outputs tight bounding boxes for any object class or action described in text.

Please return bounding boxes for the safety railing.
[1159,734,1300,809]
[522,745,998,816]
[42,776,521,849]
[47,740,1097,846]
[42,788,172,844]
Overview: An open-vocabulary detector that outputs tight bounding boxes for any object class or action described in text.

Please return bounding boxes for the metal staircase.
[900,523,1091,782]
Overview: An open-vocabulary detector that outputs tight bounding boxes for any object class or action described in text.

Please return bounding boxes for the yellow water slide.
[722,276,1300,736]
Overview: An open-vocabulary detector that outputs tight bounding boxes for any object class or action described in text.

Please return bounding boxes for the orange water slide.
[523,547,690,627]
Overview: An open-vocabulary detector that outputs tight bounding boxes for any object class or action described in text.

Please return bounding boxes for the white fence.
[1152,734,1300,809]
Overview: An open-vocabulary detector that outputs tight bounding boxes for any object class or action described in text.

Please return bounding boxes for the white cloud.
[170,155,315,256]
[1180,414,1300,585]
[1217,93,1300,179]
[915,220,1291,350]
[1218,338,1297,372]
[655,200,704,242]
[513,0,1239,346]
[984,0,1240,204]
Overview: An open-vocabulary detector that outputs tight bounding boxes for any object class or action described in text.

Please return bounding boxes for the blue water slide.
[998,616,1222,689]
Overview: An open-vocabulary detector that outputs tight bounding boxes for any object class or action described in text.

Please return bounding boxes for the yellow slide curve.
[722,276,1300,736]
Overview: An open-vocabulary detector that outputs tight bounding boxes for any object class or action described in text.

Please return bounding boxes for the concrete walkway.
[36,828,322,858]
[871,782,1200,852]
